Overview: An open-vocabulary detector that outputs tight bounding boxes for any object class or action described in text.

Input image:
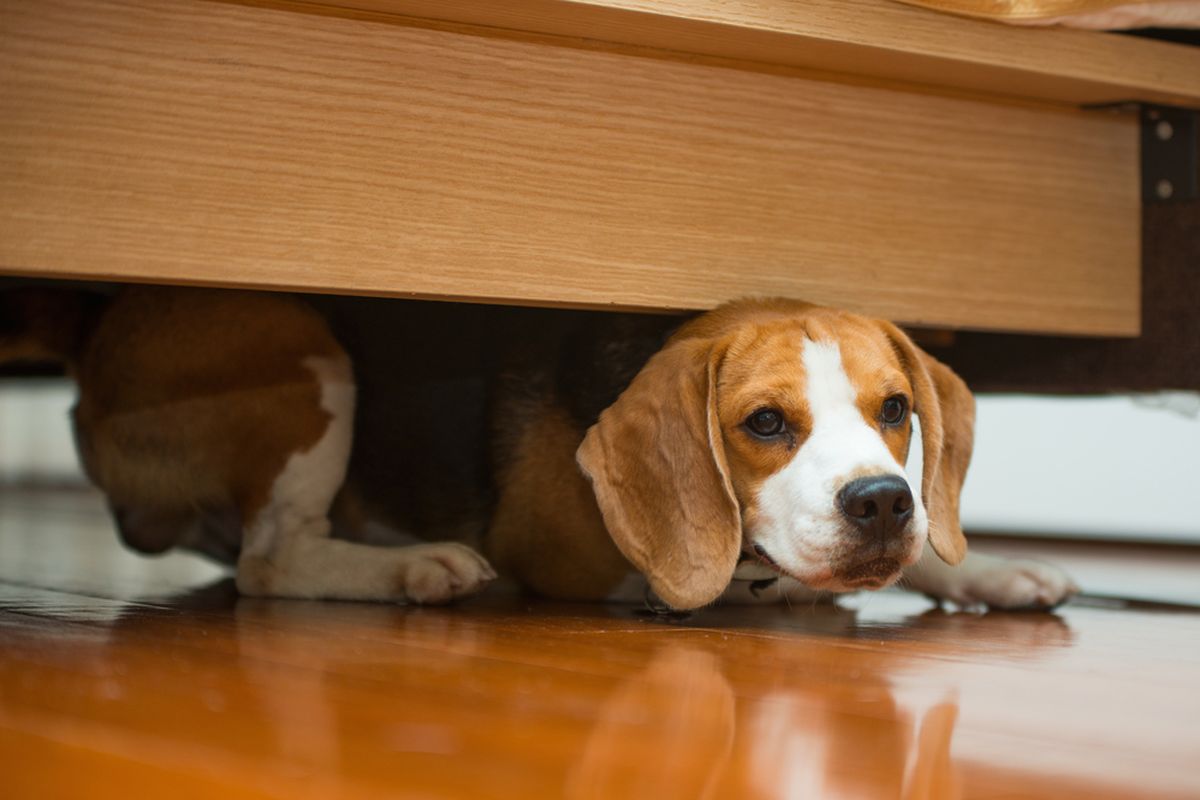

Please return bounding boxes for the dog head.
[577,299,974,610]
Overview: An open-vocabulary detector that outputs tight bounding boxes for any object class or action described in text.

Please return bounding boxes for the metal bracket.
[1141,105,1198,203]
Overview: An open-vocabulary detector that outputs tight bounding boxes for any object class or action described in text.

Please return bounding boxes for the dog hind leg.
[235,357,496,603]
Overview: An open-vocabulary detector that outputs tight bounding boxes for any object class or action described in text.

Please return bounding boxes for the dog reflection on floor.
[564,607,1074,799]
[567,642,961,800]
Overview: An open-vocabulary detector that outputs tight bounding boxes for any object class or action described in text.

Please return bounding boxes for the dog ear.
[879,322,975,565]
[576,335,741,610]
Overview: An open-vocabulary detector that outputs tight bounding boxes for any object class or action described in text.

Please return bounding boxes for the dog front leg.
[902,541,1079,610]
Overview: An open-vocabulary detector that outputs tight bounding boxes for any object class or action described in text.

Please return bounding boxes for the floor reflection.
[565,637,965,800]
[68,584,1076,799]
[567,646,735,800]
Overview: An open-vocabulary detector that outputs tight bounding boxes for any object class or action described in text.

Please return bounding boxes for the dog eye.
[745,408,786,438]
[881,395,908,426]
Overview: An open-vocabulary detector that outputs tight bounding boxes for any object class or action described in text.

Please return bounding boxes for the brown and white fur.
[1,287,1076,611]
[0,286,494,604]
[488,298,1077,611]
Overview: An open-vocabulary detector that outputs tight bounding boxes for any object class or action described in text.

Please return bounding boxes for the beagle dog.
[0,286,1077,611]
[484,297,1077,611]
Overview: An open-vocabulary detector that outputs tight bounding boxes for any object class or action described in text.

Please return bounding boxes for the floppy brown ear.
[576,336,741,610]
[880,322,976,565]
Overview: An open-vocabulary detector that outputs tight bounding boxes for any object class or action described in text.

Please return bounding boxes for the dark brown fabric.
[930,196,1200,392]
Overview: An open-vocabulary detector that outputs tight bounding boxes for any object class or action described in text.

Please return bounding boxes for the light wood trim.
[0,0,1139,335]
[228,0,1200,108]
[896,0,1163,23]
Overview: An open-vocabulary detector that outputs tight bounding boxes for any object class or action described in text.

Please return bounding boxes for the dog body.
[1,287,1076,610]
[2,287,495,603]
[481,299,1075,611]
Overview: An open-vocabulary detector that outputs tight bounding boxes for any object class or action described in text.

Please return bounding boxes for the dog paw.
[399,543,498,605]
[948,558,1080,611]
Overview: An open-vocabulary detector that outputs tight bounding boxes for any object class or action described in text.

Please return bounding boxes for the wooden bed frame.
[3,0,1199,340]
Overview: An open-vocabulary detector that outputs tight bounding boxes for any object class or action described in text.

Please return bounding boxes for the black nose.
[838,475,914,536]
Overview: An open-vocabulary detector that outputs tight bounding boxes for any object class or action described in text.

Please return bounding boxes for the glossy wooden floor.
[2,490,1199,799]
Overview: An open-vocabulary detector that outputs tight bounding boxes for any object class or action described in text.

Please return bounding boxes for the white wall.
[0,379,83,485]
[956,393,1200,543]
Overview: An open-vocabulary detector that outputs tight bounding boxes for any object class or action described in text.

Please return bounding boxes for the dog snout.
[837,475,913,537]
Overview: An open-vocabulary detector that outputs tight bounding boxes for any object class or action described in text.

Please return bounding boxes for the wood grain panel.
[0,0,1139,334]
[231,0,1200,109]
